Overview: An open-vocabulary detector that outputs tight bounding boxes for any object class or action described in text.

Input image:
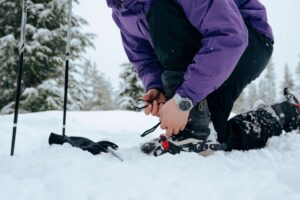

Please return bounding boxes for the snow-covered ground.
[1,111,300,200]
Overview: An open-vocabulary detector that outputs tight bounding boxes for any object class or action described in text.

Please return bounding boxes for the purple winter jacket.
[106,0,274,104]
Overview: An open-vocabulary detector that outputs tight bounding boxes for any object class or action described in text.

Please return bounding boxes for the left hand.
[160,98,190,136]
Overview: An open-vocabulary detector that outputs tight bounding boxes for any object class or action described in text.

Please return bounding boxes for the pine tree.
[82,60,115,110]
[282,63,295,91]
[82,59,94,109]
[90,71,115,110]
[256,59,277,104]
[232,90,249,114]
[258,78,268,104]
[118,63,144,110]
[248,83,258,109]
[264,59,276,104]
[0,0,95,113]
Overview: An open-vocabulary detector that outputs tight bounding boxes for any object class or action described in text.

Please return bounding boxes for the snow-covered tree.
[248,83,258,109]
[118,63,144,110]
[233,90,248,114]
[257,59,277,104]
[264,59,276,104]
[282,63,295,91]
[82,60,115,110]
[0,0,95,113]
[258,78,268,104]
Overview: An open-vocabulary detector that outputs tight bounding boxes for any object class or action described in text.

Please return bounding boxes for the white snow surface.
[1,111,300,200]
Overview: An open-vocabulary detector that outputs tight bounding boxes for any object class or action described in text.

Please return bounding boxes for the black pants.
[147,0,275,150]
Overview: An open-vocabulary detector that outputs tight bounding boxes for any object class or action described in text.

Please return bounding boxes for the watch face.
[179,100,192,111]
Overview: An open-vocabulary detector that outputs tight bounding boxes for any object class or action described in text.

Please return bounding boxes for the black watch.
[174,94,193,112]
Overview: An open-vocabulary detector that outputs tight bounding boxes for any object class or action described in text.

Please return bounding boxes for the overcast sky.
[74,0,300,90]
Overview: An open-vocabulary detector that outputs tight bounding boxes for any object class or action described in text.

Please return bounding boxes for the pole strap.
[19,0,28,54]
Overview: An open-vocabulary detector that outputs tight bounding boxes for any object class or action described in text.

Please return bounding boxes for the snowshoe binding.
[141,129,226,157]
[141,99,226,157]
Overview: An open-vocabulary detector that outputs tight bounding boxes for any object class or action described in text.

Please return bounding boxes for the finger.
[158,94,167,104]
[143,93,153,102]
[160,121,167,129]
[143,94,152,101]
[143,90,158,101]
[157,103,164,117]
[151,100,159,116]
[166,127,173,136]
[159,109,163,123]
[179,126,185,131]
[174,127,180,135]
[144,104,152,115]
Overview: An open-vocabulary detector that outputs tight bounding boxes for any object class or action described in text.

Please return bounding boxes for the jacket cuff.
[141,72,164,92]
[176,82,205,106]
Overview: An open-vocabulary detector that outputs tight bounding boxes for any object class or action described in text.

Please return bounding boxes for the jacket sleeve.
[175,0,248,104]
[120,31,164,92]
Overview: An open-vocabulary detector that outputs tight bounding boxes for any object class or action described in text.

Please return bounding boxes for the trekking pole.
[10,0,28,156]
[62,0,73,136]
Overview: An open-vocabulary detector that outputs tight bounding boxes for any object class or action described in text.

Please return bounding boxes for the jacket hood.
[106,0,147,13]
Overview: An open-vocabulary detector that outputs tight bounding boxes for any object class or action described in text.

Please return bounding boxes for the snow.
[1,111,300,200]
[0,34,15,47]
[23,87,38,96]
[33,29,52,41]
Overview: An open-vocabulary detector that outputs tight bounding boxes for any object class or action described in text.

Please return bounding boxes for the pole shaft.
[11,54,24,155]
[62,59,69,136]
[62,0,73,136]
[11,0,27,156]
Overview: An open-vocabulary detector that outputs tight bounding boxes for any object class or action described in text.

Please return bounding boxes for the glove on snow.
[49,133,118,155]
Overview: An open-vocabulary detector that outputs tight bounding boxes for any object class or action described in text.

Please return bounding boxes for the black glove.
[49,133,118,155]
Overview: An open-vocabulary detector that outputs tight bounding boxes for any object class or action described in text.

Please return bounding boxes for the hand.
[143,89,166,117]
[160,98,190,136]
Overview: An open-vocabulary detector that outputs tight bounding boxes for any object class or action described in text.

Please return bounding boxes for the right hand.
[143,89,166,117]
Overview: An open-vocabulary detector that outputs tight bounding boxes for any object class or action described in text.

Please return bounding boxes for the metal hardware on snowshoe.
[141,132,226,157]
[159,135,170,150]
[190,142,227,153]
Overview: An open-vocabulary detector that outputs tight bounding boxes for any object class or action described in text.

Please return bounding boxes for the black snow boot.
[227,101,282,150]
[271,88,300,133]
[141,99,226,157]
[226,88,300,151]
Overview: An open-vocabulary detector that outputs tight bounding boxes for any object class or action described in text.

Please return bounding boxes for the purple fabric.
[107,0,274,104]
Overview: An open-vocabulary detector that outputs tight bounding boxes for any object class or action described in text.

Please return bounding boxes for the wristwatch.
[174,93,193,112]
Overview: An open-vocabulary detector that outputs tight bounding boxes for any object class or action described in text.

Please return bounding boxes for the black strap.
[135,99,166,110]
[135,99,150,110]
[134,99,165,137]
[140,122,161,137]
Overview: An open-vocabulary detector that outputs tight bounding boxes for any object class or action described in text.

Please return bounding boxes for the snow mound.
[0,111,300,200]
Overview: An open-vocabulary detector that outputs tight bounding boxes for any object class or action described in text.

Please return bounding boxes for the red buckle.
[296,103,300,108]
[160,135,170,150]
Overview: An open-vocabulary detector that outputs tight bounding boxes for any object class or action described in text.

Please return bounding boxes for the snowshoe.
[140,99,226,156]
[141,129,226,157]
